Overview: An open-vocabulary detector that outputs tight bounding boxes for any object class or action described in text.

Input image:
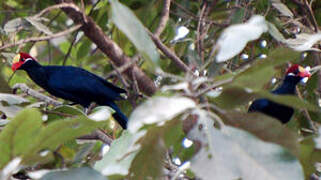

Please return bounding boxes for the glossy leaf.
[94,131,140,176]
[213,85,319,112]
[271,0,293,17]
[3,18,28,33]
[216,15,268,62]
[189,112,304,180]
[0,93,29,105]
[109,0,159,69]
[0,108,102,169]
[40,167,107,180]
[223,111,299,156]
[25,17,53,35]
[128,96,195,133]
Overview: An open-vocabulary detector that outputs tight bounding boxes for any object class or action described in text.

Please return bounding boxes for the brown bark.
[55,0,157,96]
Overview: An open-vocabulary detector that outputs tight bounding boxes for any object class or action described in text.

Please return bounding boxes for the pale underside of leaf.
[216,15,268,62]
[127,96,195,133]
[109,0,159,68]
[189,110,304,180]
[271,0,294,17]
[25,17,53,35]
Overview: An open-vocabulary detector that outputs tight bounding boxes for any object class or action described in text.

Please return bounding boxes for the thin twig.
[0,25,81,50]
[195,77,233,97]
[154,0,171,37]
[303,0,319,32]
[296,86,317,132]
[105,57,138,79]
[109,60,130,89]
[12,83,62,106]
[149,32,192,73]
[30,11,62,48]
[34,3,80,18]
[196,2,207,64]
[42,110,75,117]
[55,0,157,96]
[78,130,113,145]
[62,31,79,66]
[62,0,101,66]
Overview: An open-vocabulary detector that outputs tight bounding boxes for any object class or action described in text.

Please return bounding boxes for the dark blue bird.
[12,52,128,129]
[248,64,311,123]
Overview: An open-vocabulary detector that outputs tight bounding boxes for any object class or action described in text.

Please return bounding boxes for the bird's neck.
[24,63,48,88]
[273,76,301,94]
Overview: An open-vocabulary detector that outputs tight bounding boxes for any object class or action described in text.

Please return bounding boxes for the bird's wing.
[46,66,124,102]
[248,99,269,112]
[88,70,126,94]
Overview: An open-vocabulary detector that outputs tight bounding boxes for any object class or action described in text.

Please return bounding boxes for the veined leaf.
[0,93,29,105]
[213,85,320,112]
[128,96,195,133]
[40,167,107,180]
[0,108,102,169]
[25,17,53,35]
[189,110,304,180]
[216,15,268,62]
[109,0,159,70]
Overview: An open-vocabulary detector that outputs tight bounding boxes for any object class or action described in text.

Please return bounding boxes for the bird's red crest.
[19,52,36,61]
[11,52,37,71]
[286,64,299,74]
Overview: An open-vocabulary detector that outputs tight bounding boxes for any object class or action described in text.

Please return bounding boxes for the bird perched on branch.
[12,52,128,129]
[248,64,311,123]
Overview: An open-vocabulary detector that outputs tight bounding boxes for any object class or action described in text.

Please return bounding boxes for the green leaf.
[0,108,103,169]
[3,18,28,33]
[47,105,84,122]
[127,96,195,133]
[267,22,286,42]
[94,131,139,177]
[25,17,53,35]
[129,120,181,180]
[223,111,299,156]
[213,85,320,112]
[233,48,300,89]
[0,93,29,105]
[0,103,22,118]
[189,112,304,180]
[0,93,28,117]
[109,0,159,70]
[299,137,321,178]
[77,39,91,60]
[40,167,107,180]
[0,74,11,93]
[257,91,320,112]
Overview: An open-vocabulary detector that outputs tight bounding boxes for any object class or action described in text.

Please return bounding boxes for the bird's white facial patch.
[300,77,309,84]
[287,73,295,76]
[24,58,33,62]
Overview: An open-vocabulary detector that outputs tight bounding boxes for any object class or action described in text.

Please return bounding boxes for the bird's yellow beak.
[298,66,311,78]
[11,54,23,71]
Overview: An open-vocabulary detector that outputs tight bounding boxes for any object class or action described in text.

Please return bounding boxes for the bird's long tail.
[109,102,128,129]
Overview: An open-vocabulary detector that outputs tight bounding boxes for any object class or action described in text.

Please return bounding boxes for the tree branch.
[154,0,171,37]
[34,3,80,18]
[12,83,63,106]
[0,25,81,50]
[149,32,192,73]
[78,130,113,145]
[54,0,157,96]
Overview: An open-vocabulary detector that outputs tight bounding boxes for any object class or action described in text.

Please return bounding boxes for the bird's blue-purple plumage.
[20,60,128,128]
[248,75,302,123]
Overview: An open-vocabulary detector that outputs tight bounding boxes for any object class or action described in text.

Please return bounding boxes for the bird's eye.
[21,58,25,62]
[294,69,299,75]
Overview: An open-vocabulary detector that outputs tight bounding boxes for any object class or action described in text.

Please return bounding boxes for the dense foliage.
[0,0,321,179]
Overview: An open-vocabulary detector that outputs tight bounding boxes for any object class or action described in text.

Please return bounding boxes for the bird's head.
[285,64,311,84]
[11,52,38,71]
